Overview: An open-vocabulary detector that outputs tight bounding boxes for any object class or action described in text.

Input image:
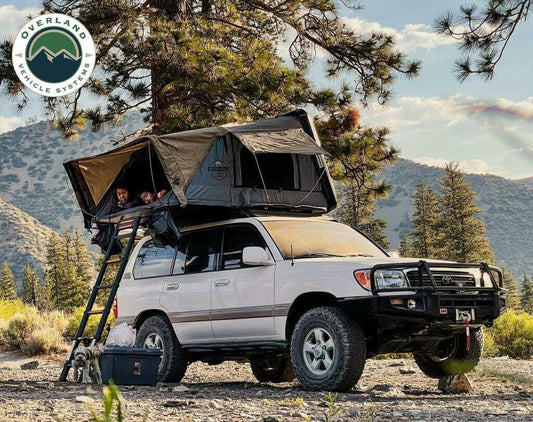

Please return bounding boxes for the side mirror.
[242,246,274,266]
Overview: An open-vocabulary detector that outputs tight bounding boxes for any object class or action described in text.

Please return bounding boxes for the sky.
[1,0,533,180]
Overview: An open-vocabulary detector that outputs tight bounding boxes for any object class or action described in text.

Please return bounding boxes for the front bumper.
[370,260,506,326]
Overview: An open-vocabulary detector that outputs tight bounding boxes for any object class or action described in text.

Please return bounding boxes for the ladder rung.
[75,336,94,342]
[106,258,122,264]
[97,284,114,290]
[87,309,104,315]
[118,223,135,230]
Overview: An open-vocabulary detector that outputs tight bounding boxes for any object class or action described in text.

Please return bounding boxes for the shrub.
[21,326,68,355]
[44,310,69,335]
[66,306,114,342]
[0,319,8,344]
[0,299,29,321]
[5,308,41,347]
[484,311,533,358]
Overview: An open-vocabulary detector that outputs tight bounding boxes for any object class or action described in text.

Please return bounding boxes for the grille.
[406,271,476,289]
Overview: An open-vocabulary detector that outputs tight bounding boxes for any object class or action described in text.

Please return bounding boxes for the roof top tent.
[64,109,338,230]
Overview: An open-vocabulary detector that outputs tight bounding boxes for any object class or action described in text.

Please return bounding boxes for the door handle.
[214,279,230,286]
[166,283,179,291]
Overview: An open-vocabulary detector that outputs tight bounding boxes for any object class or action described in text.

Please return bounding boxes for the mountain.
[0,113,144,232]
[0,195,56,288]
[518,176,533,187]
[375,159,533,281]
[28,48,81,83]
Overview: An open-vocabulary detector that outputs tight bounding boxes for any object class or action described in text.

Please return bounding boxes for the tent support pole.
[252,152,271,204]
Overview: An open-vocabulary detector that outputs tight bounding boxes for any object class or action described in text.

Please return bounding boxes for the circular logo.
[12,14,95,97]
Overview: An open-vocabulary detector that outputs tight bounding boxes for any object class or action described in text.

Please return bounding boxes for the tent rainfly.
[64,109,338,229]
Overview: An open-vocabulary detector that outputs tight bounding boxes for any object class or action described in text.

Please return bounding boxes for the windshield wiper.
[295,253,344,259]
[345,253,375,257]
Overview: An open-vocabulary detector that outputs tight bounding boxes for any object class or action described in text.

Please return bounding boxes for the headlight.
[374,269,408,289]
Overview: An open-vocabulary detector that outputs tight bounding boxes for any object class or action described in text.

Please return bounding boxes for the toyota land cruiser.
[115,215,506,392]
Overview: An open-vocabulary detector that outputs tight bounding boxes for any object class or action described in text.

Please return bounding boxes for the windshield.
[262,220,388,259]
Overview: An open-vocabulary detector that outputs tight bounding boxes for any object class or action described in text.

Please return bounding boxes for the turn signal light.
[354,270,371,290]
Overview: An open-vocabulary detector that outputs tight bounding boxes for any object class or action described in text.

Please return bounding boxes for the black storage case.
[100,347,161,385]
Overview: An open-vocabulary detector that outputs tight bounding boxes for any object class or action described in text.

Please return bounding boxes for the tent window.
[240,148,296,190]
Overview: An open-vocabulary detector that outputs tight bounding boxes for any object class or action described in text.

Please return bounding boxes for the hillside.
[375,159,533,281]
[0,114,144,231]
[0,196,56,287]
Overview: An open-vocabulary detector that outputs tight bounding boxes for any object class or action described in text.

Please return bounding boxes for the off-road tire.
[135,315,187,382]
[250,356,295,383]
[414,327,484,379]
[290,306,366,392]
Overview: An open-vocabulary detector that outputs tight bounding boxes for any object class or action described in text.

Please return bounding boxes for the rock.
[35,381,54,390]
[20,361,39,370]
[18,382,29,391]
[75,396,95,404]
[438,374,473,394]
[208,400,223,410]
[388,362,404,367]
[262,418,279,422]
[163,400,196,408]
[372,384,391,392]
[399,368,416,375]
[172,385,191,393]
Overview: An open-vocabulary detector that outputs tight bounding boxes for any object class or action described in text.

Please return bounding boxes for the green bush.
[66,306,114,342]
[484,311,533,359]
[5,308,41,347]
[44,310,69,335]
[0,299,29,321]
[21,326,69,355]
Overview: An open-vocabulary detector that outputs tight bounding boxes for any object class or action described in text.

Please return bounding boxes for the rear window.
[133,240,175,279]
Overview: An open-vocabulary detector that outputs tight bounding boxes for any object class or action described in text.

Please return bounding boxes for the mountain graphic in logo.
[25,27,82,83]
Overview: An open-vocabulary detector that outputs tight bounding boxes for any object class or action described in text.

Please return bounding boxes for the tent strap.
[252,152,271,204]
[294,166,327,206]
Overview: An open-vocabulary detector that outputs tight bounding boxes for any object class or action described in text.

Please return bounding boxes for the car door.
[159,227,222,344]
[210,223,276,341]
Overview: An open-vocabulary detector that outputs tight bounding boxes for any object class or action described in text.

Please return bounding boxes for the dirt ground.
[1,350,532,421]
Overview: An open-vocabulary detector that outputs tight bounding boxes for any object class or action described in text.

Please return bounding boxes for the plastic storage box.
[100,347,162,385]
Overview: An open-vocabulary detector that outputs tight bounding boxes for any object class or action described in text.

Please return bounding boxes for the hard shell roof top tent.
[64,109,337,229]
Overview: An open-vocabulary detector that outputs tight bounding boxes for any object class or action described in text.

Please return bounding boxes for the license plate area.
[455,308,476,323]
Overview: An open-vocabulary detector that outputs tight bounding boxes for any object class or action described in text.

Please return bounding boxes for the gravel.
[1,351,533,421]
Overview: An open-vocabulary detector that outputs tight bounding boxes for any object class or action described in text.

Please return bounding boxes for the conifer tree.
[72,229,96,286]
[500,266,521,312]
[21,264,47,311]
[45,232,69,310]
[436,163,493,263]
[0,0,419,138]
[398,234,414,258]
[0,261,17,301]
[409,182,439,258]
[521,275,533,314]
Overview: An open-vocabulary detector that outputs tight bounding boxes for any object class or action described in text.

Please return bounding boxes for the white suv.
[115,216,506,391]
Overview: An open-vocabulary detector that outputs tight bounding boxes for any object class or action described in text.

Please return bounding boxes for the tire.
[135,315,187,382]
[414,327,484,379]
[250,356,295,383]
[290,306,366,392]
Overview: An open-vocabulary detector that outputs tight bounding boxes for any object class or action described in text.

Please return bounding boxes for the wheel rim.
[430,337,458,362]
[143,333,164,353]
[302,327,335,375]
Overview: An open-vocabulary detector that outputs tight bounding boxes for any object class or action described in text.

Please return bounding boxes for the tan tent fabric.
[77,140,148,205]
[233,128,328,155]
[153,127,228,204]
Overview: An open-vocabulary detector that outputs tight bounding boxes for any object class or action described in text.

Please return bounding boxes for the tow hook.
[457,310,472,351]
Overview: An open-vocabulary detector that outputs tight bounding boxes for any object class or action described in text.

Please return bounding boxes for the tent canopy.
[64,110,337,228]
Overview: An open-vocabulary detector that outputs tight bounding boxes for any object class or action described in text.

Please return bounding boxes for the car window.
[179,228,222,274]
[133,240,175,279]
[222,225,266,270]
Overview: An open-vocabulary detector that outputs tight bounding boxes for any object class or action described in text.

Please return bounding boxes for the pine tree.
[72,229,95,287]
[521,275,533,314]
[0,261,17,301]
[399,234,414,258]
[500,266,521,312]
[409,182,439,258]
[45,232,69,310]
[0,0,419,138]
[21,264,47,311]
[436,163,493,263]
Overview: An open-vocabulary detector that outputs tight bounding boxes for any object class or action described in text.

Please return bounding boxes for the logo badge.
[441,275,454,285]
[208,160,230,181]
[12,14,95,97]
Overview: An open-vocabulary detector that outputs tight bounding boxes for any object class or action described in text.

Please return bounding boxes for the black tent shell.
[64,110,337,228]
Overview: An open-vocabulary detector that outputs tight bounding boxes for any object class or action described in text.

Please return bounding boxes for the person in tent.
[111,186,143,212]
[140,189,168,204]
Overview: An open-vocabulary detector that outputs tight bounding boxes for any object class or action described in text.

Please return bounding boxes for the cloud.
[0,5,41,39]
[341,18,457,53]
[411,157,503,176]
[0,116,23,134]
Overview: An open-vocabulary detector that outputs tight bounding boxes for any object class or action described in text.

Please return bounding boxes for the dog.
[71,344,104,384]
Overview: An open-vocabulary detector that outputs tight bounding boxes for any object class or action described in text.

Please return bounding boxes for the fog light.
[407,299,417,310]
